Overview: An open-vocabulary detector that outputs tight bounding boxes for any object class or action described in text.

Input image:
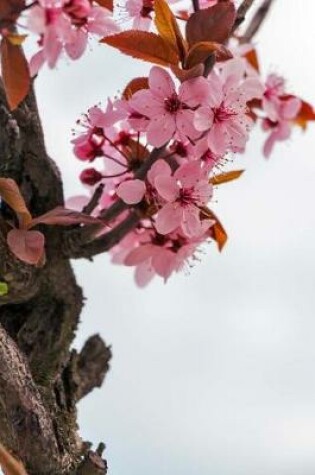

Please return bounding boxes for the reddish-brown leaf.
[154,0,187,62]
[294,99,315,130]
[93,0,113,11]
[30,206,102,228]
[171,63,204,82]
[0,442,28,475]
[122,77,149,100]
[0,178,32,229]
[0,0,25,26]
[186,1,236,47]
[210,170,244,186]
[244,48,260,72]
[7,229,45,266]
[185,41,232,69]
[101,31,179,66]
[0,37,31,110]
[201,207,228,251]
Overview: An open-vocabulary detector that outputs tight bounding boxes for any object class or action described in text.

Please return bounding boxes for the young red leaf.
[186,2,236,47]
[244,48,260,73]
[101,31,179,66]
[93,0,113,11]
[201,207,228,251]
[294,99,315,130]
[210,170,244,186]
[30,206,102,228]
[0,37,31,110]
[7,229,45,266]
[185,41,232,69]
[154,0,187,62]
[122,77,149,100]
[0,442,28,475]
[171,63,205,82]
[0,178,32,228]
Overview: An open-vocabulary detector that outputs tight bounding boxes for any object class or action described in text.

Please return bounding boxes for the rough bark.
[0,81,110,474]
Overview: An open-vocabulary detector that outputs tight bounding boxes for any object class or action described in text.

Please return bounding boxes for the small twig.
[192,0,199,12]
[75,335,112,401]
[241,0,275,42]
[233,0,256,32]
[82,184,104,215]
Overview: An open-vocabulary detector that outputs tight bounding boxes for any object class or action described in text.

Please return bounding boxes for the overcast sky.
[30,1,315,473]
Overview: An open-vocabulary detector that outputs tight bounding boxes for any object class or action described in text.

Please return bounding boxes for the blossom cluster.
[5,0,311,285]
[70,54,306,286]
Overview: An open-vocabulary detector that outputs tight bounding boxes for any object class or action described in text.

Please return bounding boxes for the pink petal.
[155,202,182,235]
[281,97,301,119]
[135,261,155,287]
[88,6,119,36]
[175,161,204,187]
[29,50,46,77]
[116,179,146,204]
[125,244,156,265]
[43,26,63,68]
[131,90,165,118]
[155,175,178,202]
[179,76,210,107]
[240,77,264,101]
[176,109,199,141]
[194,106,214,132]
[147,159,172,185]
[65,29,88,60]
[207,124,227,155]
[152,249,175,280]
[181,206,202,237]
[149,66,176,99]
[146,114,176,147]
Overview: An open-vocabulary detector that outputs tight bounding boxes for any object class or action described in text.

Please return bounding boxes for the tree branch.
[75,335,112,401]
[241,0,276,42]
[0,324,64,473]
[233,0,256,32]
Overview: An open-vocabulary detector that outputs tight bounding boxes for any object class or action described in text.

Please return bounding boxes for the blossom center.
[177,187,194,205]
[213,103,234,123]
[164,93,182,114]
[45,8,61,24]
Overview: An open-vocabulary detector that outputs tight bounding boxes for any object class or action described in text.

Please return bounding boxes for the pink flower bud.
[80,168,103,186]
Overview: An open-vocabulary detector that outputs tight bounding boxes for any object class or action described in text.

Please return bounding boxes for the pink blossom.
[262,97,301,157]
[28,1,118,73]
[123,226,212,286]
[153,161,213,237]
[194,61,263,156]
[262,74,287,121]
[130,66,210,147]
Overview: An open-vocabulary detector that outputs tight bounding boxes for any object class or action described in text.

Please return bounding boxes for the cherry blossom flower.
[194,59,264,155]
[28,0,118,73]
[153,161,213,237]
[130,66,210,147]
[262,74,287,121]
[121,224,211,286]
[262,96,301,157]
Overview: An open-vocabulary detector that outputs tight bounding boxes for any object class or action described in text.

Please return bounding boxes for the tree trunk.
[0,81,111,474]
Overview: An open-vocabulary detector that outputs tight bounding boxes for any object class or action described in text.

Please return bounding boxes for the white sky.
[30,1,315,473]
